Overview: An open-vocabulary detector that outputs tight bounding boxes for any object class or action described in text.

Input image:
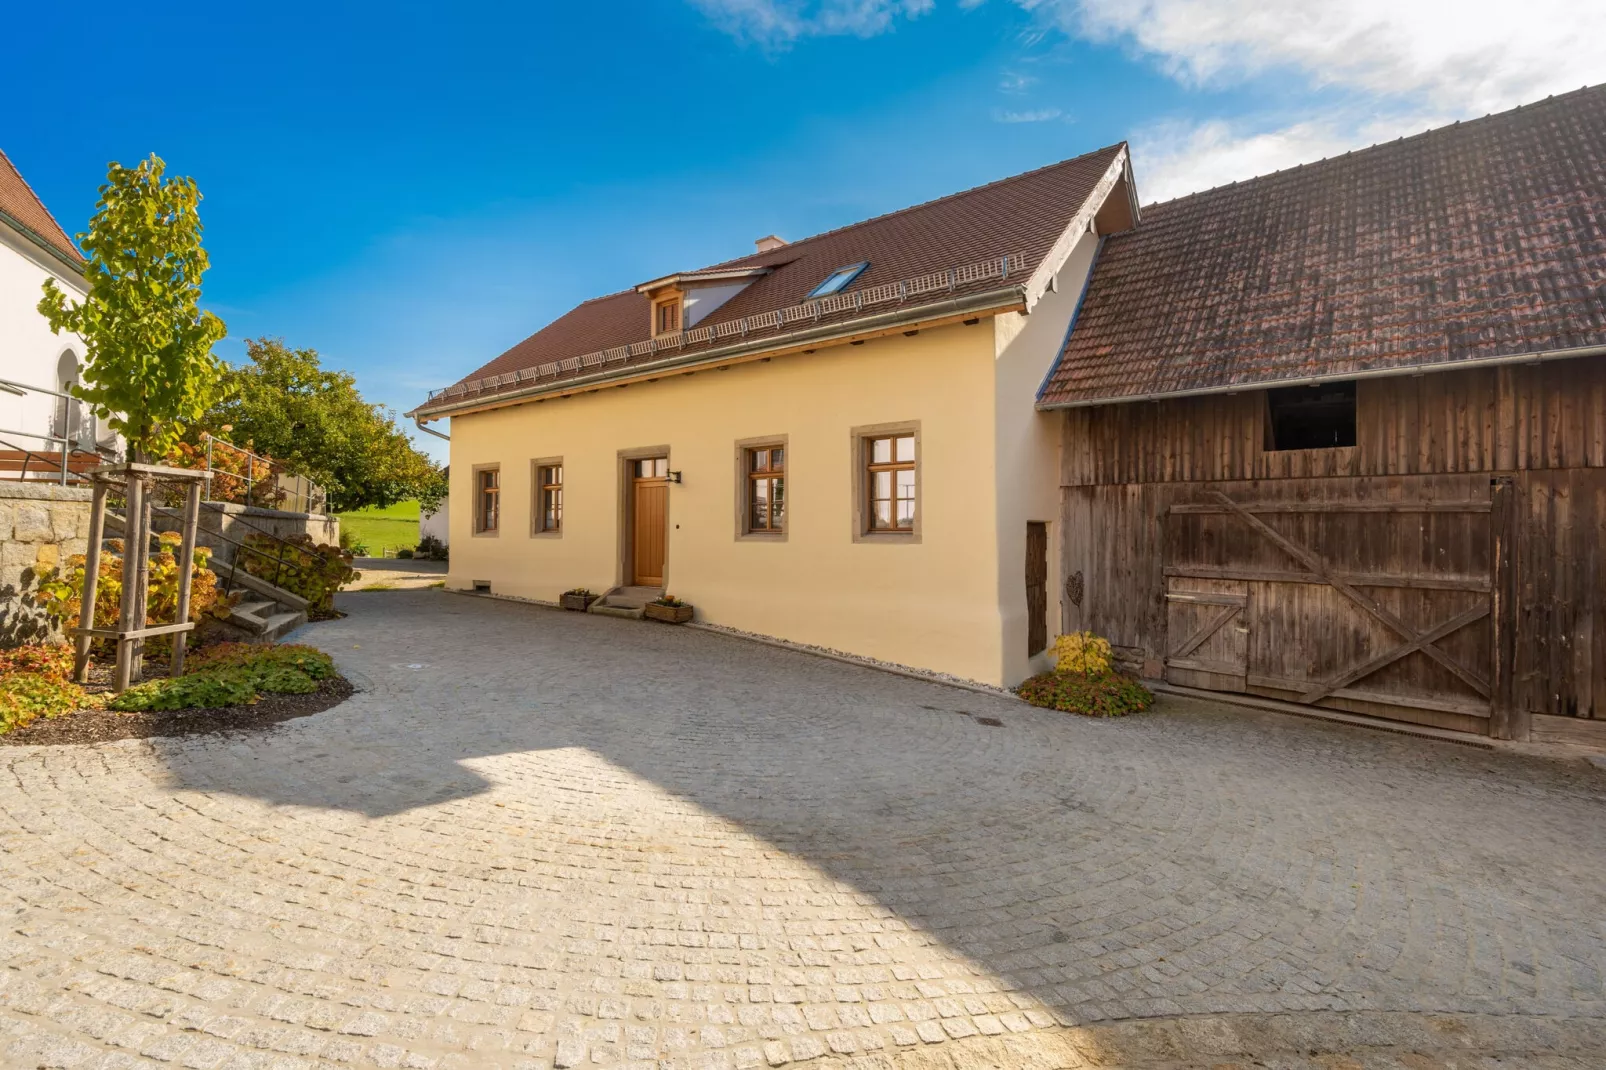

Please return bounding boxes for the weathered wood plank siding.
[1060,358,1606,727]
[1062,361,1606,487]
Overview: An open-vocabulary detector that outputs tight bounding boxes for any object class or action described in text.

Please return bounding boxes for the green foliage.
[205,339,445,512]
[185,642,334,680]
[108,642,335,711]
[254,665,318,694]
[395,548,414,559]
[238,533,358,615]
[339,527,370,556]
[0,643,74,681]
[1015,671,1155,718]
[1054,631,1114,677]
[416,535,447,561]
[0,673,96,733]
[654,594,688,607]
[37,155,226,458]
[110,671,257,712]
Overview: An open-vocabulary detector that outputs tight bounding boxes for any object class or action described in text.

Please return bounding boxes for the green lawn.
[336,500,420,556]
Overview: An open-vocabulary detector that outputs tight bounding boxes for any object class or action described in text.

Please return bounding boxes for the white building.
[419,467,448,548]
[0,149,111,477]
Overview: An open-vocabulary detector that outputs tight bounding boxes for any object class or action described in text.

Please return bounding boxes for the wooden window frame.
[531,457,563,537]
[734,435,788,541]
[850,421,921,544]
[472,463,501,537]
[651,294,683,338]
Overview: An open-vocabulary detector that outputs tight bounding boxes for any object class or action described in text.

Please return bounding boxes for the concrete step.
[589,585,662,612]
[589,604,645,621]
[260,610,308,641]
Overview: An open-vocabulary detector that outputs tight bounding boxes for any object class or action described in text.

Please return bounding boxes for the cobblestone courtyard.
[3,590,1605,1068]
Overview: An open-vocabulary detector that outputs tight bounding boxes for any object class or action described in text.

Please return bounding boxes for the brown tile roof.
[1040,86,1606,408]
[0,150,83,267]
[419,143,1127,413]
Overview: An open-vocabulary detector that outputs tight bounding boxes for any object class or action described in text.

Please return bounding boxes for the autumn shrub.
[1015,671,1154,717]
[34,534,235,658]
[164,438,285,509]
[0,673,99,733]
[1017,630,1153,717]
[1054,631,1113,676]
[0,643,74,682]
[185,642,335,680]
[239,533,357,617]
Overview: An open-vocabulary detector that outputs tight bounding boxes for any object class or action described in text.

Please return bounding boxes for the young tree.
[38,155,225,689]
[39,154,227,460]
[205,338,445,514]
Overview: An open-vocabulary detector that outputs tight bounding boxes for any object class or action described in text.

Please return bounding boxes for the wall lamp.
[668,470,684,484]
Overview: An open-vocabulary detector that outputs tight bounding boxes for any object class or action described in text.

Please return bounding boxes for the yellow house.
[409,144,1138,688]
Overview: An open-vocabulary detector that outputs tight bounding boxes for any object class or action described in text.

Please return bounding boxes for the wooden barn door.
[1163,483,1495,734]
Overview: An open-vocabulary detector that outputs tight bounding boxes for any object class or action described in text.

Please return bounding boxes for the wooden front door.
[631,458,669,587]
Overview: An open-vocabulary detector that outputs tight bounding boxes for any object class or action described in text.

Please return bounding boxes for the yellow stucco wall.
[446,321,1008,683]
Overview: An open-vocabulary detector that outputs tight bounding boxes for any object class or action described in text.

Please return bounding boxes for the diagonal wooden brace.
[1299,603,1490,704]
[1211,492,1491,698]
[1170,603,1243,660]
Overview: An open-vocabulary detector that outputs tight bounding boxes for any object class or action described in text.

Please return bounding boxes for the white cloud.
[1131,110,1452,203]
[1023,0,1605,201]
[1035,0,1604,114]
[688,0,1604,198]
[995,106,1062,123]
[689,0,934,46]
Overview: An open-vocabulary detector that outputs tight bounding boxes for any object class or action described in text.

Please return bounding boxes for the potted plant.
[561,587,599,612]
[643,594,693,624]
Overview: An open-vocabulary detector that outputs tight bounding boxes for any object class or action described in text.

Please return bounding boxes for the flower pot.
[643,602,693,624]
[561,592,598,612]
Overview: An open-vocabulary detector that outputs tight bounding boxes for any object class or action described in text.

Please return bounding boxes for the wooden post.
[169,480,203,677]
[113,471,143,693]
[73,479,108,683]
[129,480,155,681]
[1489,475,1527,740]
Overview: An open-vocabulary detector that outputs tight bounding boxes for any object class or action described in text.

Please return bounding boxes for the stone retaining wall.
[150,502,340,566]
[0,482,91,644]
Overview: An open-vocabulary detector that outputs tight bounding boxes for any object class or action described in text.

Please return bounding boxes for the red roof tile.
[420,144,1126,412]
[1041,86,1606,407]
[0,150,83,267]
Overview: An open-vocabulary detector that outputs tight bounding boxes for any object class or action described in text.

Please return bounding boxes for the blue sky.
[5,1,1600,462]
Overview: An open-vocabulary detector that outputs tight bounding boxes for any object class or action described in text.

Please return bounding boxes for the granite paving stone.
[0,590,1604,1067]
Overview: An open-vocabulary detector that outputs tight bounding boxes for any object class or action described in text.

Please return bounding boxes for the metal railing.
[197,432,328,514]
[0,376,101,484]
[423,252,1028,404]
[121,499,320,605]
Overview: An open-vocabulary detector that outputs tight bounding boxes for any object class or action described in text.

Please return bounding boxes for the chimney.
[755,234,787,253]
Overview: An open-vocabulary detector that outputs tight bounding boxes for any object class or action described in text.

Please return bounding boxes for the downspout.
[413,414,449,442]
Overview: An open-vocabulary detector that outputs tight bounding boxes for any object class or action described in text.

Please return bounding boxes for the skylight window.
[807,262,869,299]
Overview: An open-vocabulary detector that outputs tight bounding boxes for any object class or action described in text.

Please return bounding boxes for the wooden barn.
[1039,87,1606,743]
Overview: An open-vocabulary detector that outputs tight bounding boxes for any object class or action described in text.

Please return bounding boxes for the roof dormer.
[636,266,772,336]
